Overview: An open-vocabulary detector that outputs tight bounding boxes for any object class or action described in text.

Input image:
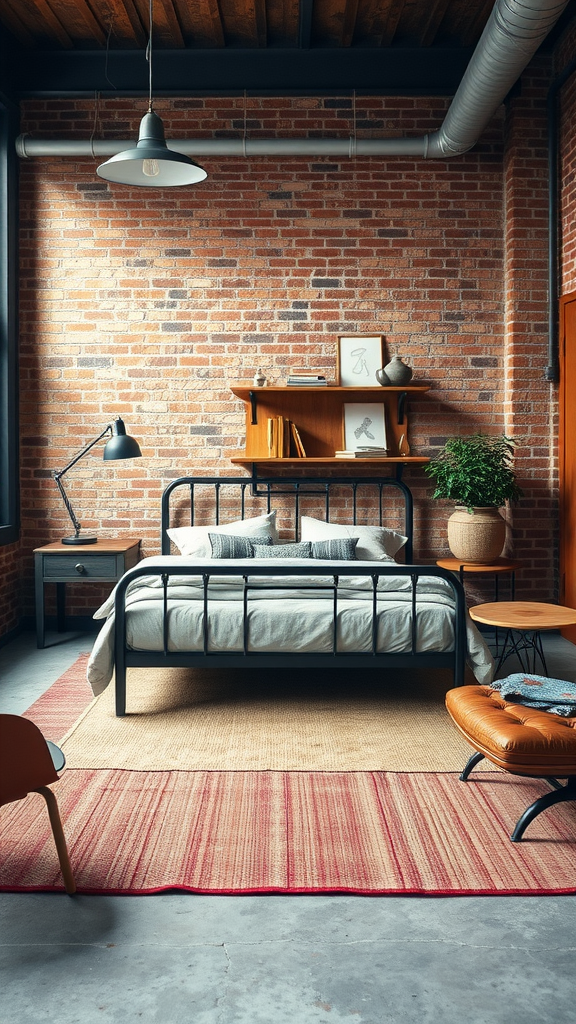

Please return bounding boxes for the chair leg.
[36,786,76,894]
[459,750,485,781]
[510,777,576,843]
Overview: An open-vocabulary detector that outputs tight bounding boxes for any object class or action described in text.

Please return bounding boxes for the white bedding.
[87,555,494,695]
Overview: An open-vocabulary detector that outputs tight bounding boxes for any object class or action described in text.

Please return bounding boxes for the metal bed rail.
[161,475,415,562]
[113,562,466,716]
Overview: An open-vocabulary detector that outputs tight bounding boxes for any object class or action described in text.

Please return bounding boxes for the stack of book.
[286,371,327,387]
[335,447,389,459]
[267,417,307,457]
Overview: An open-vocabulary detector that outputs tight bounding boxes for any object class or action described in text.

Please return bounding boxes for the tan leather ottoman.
[445,685,576,841]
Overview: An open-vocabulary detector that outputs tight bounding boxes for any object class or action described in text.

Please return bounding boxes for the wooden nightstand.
[34,538,141,648]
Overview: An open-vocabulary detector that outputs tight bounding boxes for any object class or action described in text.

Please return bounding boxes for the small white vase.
[447,507,506,564]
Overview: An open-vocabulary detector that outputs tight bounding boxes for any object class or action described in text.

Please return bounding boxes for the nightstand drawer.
[43,555,118,579]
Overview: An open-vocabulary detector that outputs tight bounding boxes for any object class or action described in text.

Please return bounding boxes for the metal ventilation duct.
[16,0,572,162]
[427,0,571,158]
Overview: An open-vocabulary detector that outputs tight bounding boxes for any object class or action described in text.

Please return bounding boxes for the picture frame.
[337,335,384,387]
[343,404,388,452]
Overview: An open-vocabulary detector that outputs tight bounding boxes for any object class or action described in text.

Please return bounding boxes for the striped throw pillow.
[209,533,272,559]
[311,538,358,560]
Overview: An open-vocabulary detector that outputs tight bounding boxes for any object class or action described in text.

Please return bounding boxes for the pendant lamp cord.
[146,0,153,112]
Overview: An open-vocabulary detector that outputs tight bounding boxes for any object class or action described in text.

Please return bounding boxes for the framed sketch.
[337,335,384,387]
[343,404,388,452]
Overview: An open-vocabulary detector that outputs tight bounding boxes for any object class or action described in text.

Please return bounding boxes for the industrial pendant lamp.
[97,0,207,188]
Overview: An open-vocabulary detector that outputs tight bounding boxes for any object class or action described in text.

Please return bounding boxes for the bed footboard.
[113,563,467,717]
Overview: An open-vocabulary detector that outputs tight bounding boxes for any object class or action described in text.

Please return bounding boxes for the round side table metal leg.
[495,629,532,675]
[494,629,514,674]
[532,630,548,675]
[498,629,547,675]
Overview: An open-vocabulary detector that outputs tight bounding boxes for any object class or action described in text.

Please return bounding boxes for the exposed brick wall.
[503,56,559,599]
[558,19,576,293]
[2,65,572,633]
[0,543,21,637]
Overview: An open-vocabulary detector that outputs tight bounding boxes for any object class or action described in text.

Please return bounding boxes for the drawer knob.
[75,563,86,574]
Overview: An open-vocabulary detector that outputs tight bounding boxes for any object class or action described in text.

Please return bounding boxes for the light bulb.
[142,159,160,177]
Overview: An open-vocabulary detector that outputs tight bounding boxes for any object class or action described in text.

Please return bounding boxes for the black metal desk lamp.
[54,417,142,545]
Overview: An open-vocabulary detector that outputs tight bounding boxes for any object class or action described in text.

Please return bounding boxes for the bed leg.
[115,667,127,717]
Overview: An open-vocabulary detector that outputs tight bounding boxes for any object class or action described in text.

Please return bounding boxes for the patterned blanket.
[491,673,576,717]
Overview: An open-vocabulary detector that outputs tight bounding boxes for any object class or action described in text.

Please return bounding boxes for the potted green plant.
[425,433,522,564]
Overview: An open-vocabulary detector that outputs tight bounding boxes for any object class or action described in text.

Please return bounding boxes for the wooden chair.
[0,714,76,893]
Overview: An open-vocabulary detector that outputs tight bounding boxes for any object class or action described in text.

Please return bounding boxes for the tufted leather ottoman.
[445,685,576,841]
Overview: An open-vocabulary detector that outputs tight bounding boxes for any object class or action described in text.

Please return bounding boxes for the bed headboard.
[161,475,414,562]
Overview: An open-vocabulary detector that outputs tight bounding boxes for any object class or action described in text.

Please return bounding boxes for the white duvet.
[87,556,495,695]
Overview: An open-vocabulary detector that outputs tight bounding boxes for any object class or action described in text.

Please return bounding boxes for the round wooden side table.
[435,556,521,601]
[469,601,576,676]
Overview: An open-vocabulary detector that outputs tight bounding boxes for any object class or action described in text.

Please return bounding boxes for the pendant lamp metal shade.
[95,0,206,188]
[97,110,207,187]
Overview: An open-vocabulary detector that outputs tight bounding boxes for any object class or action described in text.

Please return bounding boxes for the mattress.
[86,556,495,695]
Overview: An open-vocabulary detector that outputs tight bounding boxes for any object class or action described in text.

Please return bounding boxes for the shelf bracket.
[248,391,258,425]
[397,391,407,425]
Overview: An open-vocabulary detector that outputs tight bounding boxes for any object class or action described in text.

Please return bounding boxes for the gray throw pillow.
[311,537,358,560]
[252,542,312,559]
[209,533,272,559]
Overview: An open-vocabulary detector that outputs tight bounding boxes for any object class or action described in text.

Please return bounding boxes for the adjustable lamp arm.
[54,424,113,482]
[54,475,82,538]
[53,424,114,542]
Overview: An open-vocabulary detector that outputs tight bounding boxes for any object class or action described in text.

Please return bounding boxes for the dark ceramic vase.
[383,356,413,385]
[375,368,390,385]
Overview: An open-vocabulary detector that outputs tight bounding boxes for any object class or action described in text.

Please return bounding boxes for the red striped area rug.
[1,655,575,896]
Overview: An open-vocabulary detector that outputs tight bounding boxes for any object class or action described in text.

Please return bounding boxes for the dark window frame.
[0,96,19,546]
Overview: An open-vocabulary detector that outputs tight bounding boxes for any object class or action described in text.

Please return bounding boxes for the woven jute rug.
[1,655,575,896]
[60,659,482,772]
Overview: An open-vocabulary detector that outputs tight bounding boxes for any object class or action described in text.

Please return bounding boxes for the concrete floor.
[1,629,576,1024]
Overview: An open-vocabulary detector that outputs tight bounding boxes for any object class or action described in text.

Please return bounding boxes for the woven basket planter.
[447,506,506,564]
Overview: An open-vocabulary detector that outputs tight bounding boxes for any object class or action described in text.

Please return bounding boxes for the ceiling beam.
[298,0,314,48]
[14,46,474,96]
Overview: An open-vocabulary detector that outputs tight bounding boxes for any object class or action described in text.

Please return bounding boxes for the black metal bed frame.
[112,476,467,716]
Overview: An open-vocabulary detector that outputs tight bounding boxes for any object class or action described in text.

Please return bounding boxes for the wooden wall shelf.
[230,384,430,473]
[230,456,430,467]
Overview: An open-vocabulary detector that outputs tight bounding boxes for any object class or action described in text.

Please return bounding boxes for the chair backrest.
[0,715,59,805]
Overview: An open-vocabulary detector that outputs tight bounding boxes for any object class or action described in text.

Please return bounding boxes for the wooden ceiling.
[1,0,500,52]
[0,0,574,96]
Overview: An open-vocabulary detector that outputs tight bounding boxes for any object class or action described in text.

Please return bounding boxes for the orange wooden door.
[559,290,576,638]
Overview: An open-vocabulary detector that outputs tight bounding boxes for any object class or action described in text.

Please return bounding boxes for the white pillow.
[167,511,278,557]
[299,516,407,562]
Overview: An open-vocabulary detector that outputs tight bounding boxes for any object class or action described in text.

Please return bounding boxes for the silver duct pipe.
[427,0,570,157]
[15,0,572,162]
[16,136,430,158]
